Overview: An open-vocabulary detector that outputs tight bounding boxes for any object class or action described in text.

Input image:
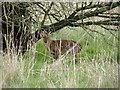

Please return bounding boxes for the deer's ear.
[47,32,52,36]
[41,31,47,36]
[41,31,52,37]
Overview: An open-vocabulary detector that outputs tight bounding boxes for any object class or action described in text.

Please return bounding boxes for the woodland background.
[0,2,119,88]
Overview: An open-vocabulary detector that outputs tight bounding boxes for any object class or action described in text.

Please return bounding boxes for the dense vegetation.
[3,26,118,88]
[1,2,119,88]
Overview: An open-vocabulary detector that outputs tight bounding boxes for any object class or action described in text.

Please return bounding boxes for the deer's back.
[49,40,82,55]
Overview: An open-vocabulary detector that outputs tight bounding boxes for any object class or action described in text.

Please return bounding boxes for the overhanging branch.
[69,20,120,27]
[68,2,115,19]
[98,15,120,20]
[27,2,120,50]
[69,2,120,22]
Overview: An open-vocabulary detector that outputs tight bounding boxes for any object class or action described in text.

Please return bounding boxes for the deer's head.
[41,31,52,43]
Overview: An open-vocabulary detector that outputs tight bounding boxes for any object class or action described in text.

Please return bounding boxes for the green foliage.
[35,40,49,61]
[34,39,52,69]
[3,26,118,88]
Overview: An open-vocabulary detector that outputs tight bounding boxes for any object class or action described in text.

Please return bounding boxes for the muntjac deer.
[41,31,82,62]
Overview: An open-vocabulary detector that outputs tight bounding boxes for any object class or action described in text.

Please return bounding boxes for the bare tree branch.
[35,3,46,13]
[69,20,119,27]
[69,2,120,22]
[68,2,116,19]
[41,2,54,27]
[49,13,60,21]
[100,25,119,31]
[98,15,120,20]
[31,2,120,47]
[2,2,120,54]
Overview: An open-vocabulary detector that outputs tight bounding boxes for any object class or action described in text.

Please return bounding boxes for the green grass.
[2,26,118,88]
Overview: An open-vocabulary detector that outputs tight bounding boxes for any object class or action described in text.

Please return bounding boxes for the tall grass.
[2,26,118,88]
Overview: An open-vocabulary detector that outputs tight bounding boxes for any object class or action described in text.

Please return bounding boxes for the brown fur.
[41,31,82,61]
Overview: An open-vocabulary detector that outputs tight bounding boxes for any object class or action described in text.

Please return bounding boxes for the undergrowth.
[2,26,118,88]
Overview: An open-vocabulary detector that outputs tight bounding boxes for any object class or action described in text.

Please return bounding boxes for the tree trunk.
[2,3,32,54]
[2,2,120,54]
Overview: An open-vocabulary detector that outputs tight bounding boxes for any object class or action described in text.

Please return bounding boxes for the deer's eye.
[44,41,47,43]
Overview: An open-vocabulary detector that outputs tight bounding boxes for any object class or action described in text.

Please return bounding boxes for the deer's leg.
[75,54,79,63]
[72,49,79,63]
[74,47,80,63]
[53,54,59,60]
[72,48,76,61]
[51,49,59,60]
